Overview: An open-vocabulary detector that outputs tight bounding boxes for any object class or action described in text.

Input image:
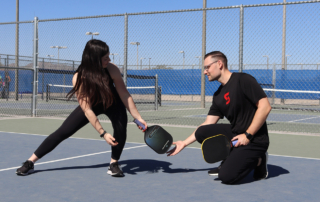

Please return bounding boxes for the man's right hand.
[166,141,187,156]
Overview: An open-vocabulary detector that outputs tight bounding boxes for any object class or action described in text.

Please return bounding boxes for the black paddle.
[201,134,238,164]
[134,119,173,154]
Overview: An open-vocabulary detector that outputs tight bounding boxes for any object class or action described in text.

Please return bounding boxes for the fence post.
[123,13,128,86]
[272,63,276,105]
[239,4,244,72]
[31,17,39,117]
[15,0,19,101]
[200,0,207,108]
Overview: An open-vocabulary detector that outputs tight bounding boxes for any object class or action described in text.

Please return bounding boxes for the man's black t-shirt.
[208,73,269,145]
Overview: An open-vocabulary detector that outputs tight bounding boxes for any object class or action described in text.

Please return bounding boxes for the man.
[167,51,271,184]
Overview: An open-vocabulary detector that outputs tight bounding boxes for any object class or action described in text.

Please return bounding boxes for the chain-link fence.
[0,1,319,134]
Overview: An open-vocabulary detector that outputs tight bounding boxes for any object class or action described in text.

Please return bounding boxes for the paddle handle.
[232,140,238,146]
[133,119,146,130]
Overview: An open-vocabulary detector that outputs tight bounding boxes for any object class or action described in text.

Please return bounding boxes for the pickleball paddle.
[134,119,173,154]
[201,134,238,164]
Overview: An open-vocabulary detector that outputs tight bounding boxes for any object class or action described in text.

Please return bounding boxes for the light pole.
[263,55,269,70]
[149,58,151,70]
[192,64,196,69]
[130,42,140,70]
[85,32,99,39]
[140,57,146,70]
[46,55,54,59]
[297,63,303,70]
[179,51,185,69]
[46,55,54,66]
[50,46,67,64]
[285,55,291,70]
[195,56,201,69]
[110,53,118,64]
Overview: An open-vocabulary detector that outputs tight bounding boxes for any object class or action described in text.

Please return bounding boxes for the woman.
[16,40,147,177]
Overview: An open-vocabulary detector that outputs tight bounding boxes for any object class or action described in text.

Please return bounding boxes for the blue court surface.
[1,131,320,202]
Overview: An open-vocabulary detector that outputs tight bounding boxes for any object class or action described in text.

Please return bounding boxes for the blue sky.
[1,0,287,22]
[0,1,319,68]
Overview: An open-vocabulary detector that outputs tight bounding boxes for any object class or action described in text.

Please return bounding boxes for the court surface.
[1,118,320,202]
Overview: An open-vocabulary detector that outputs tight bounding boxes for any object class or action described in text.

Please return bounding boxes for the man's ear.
[218,60,224,70]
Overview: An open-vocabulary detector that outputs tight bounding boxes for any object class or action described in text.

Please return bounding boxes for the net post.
[42,58,44,100]
[158,86,162,106]
[155,74,158,110]
[46,84,49,102]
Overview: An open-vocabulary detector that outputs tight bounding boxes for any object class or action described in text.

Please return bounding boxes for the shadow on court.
[120,159,211,174]
[29,159,211,175]
[213,164,290,185]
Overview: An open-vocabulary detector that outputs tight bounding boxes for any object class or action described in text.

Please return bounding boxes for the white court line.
[0,117,34,121]
[0,131,145,144]
[0,145,146,172]
[288,116,320,123]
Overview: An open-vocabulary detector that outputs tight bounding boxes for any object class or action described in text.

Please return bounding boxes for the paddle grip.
[232,140,238,146]
[133,119,146,130]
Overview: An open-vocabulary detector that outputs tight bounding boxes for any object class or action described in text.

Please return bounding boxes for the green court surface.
[1,117,320,159]
[1,98,320,134]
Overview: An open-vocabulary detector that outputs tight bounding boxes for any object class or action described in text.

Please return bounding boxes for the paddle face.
[201,134,235,164]
[134,119,173,154]
[144,125,173,154]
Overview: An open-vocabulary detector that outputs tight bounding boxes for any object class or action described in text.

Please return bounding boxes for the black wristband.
[100,131,107,138]
[245,132,253,141]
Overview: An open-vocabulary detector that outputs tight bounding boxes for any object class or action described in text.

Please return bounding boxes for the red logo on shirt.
[224,92,230,105]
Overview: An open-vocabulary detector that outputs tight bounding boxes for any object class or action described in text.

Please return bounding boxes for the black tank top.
[104,67,121,102]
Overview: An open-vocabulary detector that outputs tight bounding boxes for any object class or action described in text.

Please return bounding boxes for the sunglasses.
[204,60,218,71]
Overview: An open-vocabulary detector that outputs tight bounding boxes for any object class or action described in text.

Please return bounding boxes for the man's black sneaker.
[16,160,34,176]
[107,162,124,177]
[253,152,268,180]
[208,161,224,176]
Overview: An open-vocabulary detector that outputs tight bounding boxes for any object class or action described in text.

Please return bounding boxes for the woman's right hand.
[103,133,118,146]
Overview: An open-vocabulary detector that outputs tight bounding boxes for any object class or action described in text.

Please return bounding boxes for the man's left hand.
[231,134,250,147]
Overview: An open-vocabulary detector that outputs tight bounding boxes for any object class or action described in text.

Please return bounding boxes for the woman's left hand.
[103,133,118,146]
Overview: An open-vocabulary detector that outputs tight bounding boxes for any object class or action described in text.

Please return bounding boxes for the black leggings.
[34,101,127,160]
[195,124,268,184]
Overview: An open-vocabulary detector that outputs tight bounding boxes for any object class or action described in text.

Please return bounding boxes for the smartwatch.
[100,131,107,138]
[245,132,253,141]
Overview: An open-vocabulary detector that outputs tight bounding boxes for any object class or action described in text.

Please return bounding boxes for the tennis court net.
[263,88,320,112]
[46,84,161,110]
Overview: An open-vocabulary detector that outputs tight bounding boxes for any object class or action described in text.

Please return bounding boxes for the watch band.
[245,132,253,141]
[100,131,107,138]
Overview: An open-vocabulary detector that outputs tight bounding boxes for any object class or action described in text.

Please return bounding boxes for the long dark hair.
[67,40,114,109]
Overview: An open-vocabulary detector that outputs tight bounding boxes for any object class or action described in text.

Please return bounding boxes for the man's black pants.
[195,124,268,184]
